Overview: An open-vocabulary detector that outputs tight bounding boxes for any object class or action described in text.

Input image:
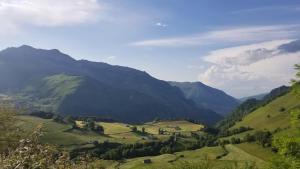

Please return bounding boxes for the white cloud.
[102,55,116,63]
[0,0,102,32]
[203,40,294,66]
[232,5,300,14]
[131,25,300,47]
[107,55,116,60]
[198,40,300,97]
[187,65,206,70]
[156,22,167,27]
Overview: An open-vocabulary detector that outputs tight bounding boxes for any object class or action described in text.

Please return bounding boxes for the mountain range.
[0,45,240,124]
[238,93,267,102]
[169,82,239,116]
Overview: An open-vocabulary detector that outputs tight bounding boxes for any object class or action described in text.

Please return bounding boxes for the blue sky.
[0,0,300,97]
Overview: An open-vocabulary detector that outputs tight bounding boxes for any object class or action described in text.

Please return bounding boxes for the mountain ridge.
[0,45,223,124]
[169,81,239,116]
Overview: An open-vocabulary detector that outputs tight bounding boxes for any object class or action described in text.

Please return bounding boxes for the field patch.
[141,120,203,135]
[234,143,278,162]
[220,144,267,168]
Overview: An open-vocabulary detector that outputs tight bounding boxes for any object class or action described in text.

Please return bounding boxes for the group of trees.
[219,130,272,147]
[291,64,300,84]
[74,133,205,161]
[130,126,146,135]
[53,115,105,134]
[158,128,165,135]
[98,136,178,160]
[79,118,104,134]
[269,108,300,169]
[191,132,218,147]
[217,126,253,138]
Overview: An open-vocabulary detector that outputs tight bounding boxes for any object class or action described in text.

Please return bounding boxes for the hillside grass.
[116,146,227,169]
[98,122,142,143]
[234,143,278,162]
[113,144,274,169]
[18,116,114,147]
[220,144,267,168]
[20,74,74,116]
[231,88,300,131]
[219,130,256,140]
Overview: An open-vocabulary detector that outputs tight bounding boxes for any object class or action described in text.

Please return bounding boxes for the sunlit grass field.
[232,89,300,132]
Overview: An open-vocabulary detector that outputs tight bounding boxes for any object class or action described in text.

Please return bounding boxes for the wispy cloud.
[0,0,103,33]
[203,40,295,66]
[231,5,300,14]
[130,24,300,47]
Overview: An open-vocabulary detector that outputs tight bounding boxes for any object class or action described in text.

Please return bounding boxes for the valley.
[16,115,279,169]
[13,83,299,168]
[0,45,299,169]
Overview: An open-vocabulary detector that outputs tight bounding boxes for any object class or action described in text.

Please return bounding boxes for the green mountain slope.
[22,74,83,111]
[0,45,222,124]
[232,84,300,131]
[21,74,221,124]
[217,86,291,130]
[169,82,239,116]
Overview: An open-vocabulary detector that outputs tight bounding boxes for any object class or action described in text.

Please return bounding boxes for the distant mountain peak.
[5,45,63,55]
[0,45,76,63]
[2,45,34,52]
[19,45,35,49]
[169,81,239,116]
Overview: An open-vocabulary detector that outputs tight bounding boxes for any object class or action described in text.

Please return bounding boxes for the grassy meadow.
[232,87,300,132]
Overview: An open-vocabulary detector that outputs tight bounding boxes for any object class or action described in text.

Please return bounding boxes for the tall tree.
[291,64,300,84]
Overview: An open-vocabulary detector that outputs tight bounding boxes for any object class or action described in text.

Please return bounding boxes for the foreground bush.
[0,123,104,169]
[0,107,21,151]
[0,108,103,169]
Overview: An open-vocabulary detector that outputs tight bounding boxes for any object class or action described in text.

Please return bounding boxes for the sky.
[0,0,300,98]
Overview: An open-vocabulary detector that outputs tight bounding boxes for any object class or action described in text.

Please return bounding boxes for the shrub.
[0,107,21,151]
[0,124,105,169]
[280,107,286,112]
[130,126,137,132]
